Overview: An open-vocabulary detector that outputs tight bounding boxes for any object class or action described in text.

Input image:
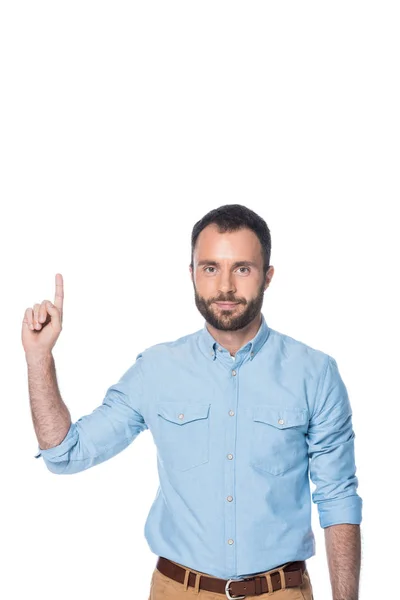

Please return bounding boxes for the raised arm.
[22,273,148,475]
[22,273,71,450]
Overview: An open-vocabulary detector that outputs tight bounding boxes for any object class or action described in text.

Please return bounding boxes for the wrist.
[25,350,53,365]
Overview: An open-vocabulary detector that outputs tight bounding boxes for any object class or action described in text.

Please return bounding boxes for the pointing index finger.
[54,273,64,313]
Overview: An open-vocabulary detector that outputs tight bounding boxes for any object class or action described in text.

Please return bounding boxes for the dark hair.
[190,204,271,277]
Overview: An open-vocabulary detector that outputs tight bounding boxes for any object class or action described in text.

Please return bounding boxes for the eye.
[203,266,251,274]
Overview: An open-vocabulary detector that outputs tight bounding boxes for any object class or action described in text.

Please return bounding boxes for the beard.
[193,280,265,332]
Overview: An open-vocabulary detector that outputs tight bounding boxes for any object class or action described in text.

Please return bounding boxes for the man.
[23,204,362,599]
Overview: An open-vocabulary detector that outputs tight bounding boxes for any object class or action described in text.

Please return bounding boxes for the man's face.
[189,224,273,331]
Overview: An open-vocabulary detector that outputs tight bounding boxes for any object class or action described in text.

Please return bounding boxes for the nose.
[217,271,237,296]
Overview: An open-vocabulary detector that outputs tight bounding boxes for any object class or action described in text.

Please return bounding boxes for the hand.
[22,273,64,357]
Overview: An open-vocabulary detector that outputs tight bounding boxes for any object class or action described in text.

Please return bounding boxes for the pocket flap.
[157,403,210,425]
[253,405,307,429]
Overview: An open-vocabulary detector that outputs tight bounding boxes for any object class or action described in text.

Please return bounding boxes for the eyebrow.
[197,260,259,269]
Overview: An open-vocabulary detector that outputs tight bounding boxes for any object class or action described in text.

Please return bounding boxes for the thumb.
[46,301,62,327]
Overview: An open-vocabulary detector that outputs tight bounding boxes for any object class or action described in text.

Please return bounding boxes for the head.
[189,204,274,331]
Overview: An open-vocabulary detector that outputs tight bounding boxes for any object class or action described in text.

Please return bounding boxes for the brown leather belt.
[156,556,306,598]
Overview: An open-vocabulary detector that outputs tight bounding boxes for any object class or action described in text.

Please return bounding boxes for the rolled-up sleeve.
[307,355,362,528]
[34,352,148,474]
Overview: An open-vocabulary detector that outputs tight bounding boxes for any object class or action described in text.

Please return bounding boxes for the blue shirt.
[34,313,362,579]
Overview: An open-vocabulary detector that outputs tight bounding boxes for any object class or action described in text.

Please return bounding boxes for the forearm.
[26,351,71,450]
[324,523,361,600]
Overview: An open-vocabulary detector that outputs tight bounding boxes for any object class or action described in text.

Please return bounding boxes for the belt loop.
[183,569,190,592]
[194,573,201,594]
[278,568,286,591]
[265,573,273,593]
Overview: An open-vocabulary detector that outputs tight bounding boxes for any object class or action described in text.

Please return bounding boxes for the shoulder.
[267,326,334,373]
[135,327,202,363]
[266,327,344,415]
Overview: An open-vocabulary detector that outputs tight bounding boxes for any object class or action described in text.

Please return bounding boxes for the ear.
[264,265,274,289]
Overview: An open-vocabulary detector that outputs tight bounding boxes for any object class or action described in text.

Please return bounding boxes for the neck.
[206,313,262,356]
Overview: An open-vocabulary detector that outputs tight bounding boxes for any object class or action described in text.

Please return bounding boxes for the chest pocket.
[156,403,211,472]
[250,405,308,476]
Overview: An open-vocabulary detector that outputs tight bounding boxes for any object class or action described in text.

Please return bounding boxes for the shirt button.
[251,351,254,357]
[227,496,233,502]
[229,410,235,416]
[278,419,284,425]
[228,539,234,545]
[178,414,184,420]
[232,370,236,376]
[227,453,233,460]
[218,347,223,352]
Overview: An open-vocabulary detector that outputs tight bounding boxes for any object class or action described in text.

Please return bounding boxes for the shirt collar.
[198,312,270,361]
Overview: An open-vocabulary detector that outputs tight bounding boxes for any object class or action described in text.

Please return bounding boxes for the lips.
[215,302,239,307]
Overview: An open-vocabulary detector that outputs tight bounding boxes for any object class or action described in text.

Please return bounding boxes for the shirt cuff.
[318,495,363,528]
[34,423,78,460]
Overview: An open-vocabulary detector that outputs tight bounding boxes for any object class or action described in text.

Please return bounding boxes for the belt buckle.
[225,578,246,599]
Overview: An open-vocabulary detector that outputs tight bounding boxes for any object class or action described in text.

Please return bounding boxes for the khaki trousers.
[148,559,314,600]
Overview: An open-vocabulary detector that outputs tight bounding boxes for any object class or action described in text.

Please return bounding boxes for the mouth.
[214,302,240,309]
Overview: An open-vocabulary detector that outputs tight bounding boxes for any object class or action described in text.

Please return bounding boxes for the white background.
[1,1,399,599]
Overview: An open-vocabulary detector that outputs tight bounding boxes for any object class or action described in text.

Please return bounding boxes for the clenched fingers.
[33,303,41,330]
[24,307,34,330]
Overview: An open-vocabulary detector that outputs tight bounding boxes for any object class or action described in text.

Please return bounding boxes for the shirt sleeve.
[307,355,363,528]
[34,352,148,475]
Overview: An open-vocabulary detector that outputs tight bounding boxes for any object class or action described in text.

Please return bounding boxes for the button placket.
[226,364,238,573]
